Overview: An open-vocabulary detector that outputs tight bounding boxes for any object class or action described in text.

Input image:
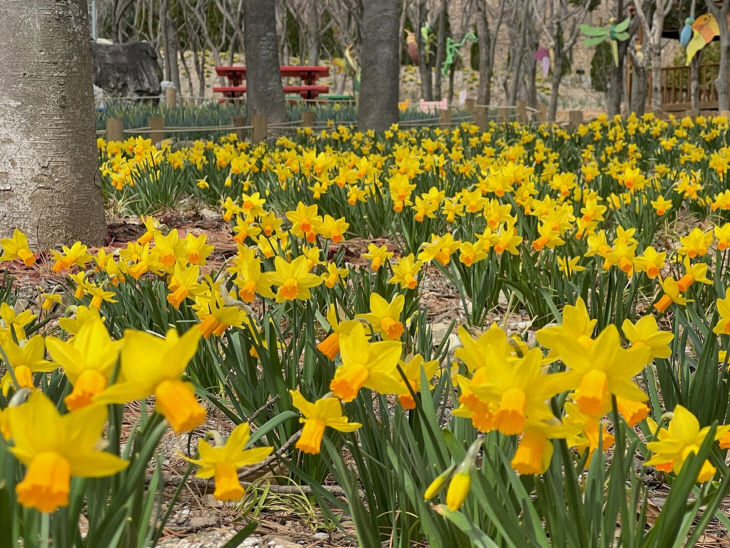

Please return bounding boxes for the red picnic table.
[214,65,330,101]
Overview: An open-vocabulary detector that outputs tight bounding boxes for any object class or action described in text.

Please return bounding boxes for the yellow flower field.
[2,112,730,545]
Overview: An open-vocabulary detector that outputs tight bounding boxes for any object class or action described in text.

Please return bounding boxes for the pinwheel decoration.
[580,17,631,66]
[441,32,478,77]
[534,48,550,77]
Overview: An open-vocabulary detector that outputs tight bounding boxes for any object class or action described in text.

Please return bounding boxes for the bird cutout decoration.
[580,17,631,66]
[680,17,694,48]
[406,31,419,64]
[441,32,478,77]
[684,12,730,65]
[534,48,550,77]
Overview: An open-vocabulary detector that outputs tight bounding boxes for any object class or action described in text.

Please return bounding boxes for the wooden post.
[149,116,164,144]
[685,109,699,119]
[536,104,548,122]
[474,106,487,131]
[105,117,123,142]
[464,98,476,113]
[302,110,315,127]
[719,110,730,119]
[165,88,177,108]
[568,110,583,129]
[232,115,246,141]
[497,107,510,123]
[438,109,451,126]
[516,101,527,123]
[252,114,267,142]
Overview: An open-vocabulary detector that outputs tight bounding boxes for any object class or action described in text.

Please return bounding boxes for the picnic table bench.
[214,65,330,101]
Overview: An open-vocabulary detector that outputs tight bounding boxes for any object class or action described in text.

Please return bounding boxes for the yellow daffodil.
[290,390,361,454]
[46,318,121,410]
[356,293,405,340]
[646,405,729,482]
[263,255,323,302]
[7,391,127,513]
[330,323,402,402]
[362,243,393,271]
[184,423,272,501]
[94,327,205,433]
[0,229,35,266]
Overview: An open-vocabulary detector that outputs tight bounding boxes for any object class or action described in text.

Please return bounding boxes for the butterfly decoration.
[580,17,631,66]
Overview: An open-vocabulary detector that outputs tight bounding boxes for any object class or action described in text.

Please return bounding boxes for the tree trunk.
[690,52,700,111]
[358,0,400,130]
[434,0,447,101]
[417,0,433,100]
[548,38,563,121]
[629,55,648,115]
[242,0,286,125]
[304,0,320,65]
[706,0,730,111]
[718,28,730,110]
[0,0,106,247]
[476,6,492,105]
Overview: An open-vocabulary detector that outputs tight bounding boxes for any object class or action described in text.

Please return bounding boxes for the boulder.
[91,41,162,98]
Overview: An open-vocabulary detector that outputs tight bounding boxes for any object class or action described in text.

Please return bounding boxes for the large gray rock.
[91,41,162,98]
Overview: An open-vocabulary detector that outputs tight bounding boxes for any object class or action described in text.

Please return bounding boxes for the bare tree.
[359,0,400,130]
[632,0,674,112]
[1,0,106,247]
[475,0,506,106]
[243,0,286,124]
[706,0,730,110]
[538,0,592,120]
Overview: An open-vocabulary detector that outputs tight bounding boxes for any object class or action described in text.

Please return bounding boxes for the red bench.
[214,65,330,101]
[213,84,330,101]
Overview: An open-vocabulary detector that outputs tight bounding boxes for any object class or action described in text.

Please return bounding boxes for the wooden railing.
[652,63,725,112]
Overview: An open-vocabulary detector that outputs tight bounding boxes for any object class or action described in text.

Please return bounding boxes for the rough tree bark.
[414,0,434,100]
[632,0,672,113]
[706,0,730,111]
[476,0,506,106]
[0,0,106,247]
[242,0,286,125]
[358,0,400,131]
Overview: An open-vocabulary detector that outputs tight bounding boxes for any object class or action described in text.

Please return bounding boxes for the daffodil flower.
[330,323,402,402]
[356,293,406,340]
[94,327,205,433]
[7,391,127,513]
[46,318,121,411]
[290,390,361,454]
[184,423,272,501]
